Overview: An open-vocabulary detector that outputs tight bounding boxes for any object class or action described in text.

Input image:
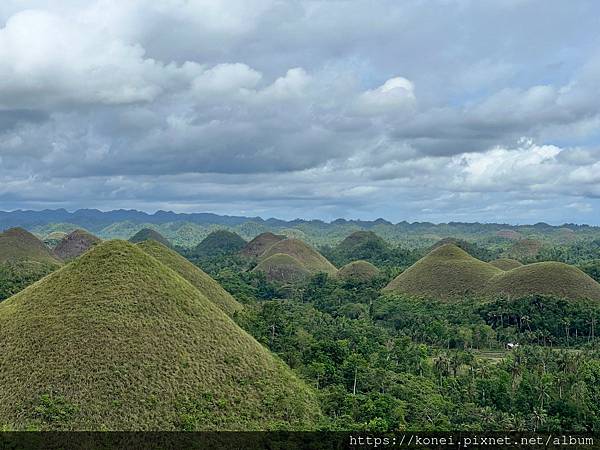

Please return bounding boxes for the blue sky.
[0,0,599,224]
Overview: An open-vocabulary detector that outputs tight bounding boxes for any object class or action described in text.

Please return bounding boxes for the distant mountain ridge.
[0,208,596,232]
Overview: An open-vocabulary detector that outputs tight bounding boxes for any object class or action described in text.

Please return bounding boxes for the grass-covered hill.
[0,228,62,301]
[241,232,286,258]
[261,238,337,276]
[53,229,101,261]
[43,231,67,249]
[336,260,380,282]
[129,228,171,247]
[252,253,311,283]
[489,258,523,271]
[0,240,320,430]
[193,230,247,258]
[483,262,600,301]
[383,244,501,299]
[0,227,61,265]
[137,240,243,317]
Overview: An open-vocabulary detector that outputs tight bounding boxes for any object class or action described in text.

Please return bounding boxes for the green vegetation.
[193,230,247,258]
[251,253,311,283]
[129,228,171,247]
[261,239,337,276]
[43,231,67,249]
[0,240,320,430]
[384,244,501,299]
[137,240,243,317]
[241,232,286,258]
[0,260,59,302]
[506,239,543,260]
[490,258,523,270]
[336,260,380,282]
[54,229,101,260]
[483,262,600,301]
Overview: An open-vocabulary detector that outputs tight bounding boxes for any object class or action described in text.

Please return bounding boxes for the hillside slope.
[261,239,337,276]
[54,229,101,260]
[483,262,600,301]
[384,244,501,299]
[0,240,320,430]
[137,240,243,316]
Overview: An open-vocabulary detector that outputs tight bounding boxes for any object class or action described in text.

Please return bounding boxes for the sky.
[0,0,599,224]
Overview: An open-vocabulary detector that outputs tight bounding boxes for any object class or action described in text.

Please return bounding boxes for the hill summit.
[251,253,311,283]
[54,229,101,260]
[193,230,247,257]
[384,244,501,299]
[129,228,171,247]
[483,262,600,301]
[337,260,380,282]
[260,238,337,276]
[0,240,320,430]
[241,232,286,258]
[0,227,61,264]
[137,240,243,317]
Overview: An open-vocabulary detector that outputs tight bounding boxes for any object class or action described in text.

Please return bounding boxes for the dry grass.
[54,229,101,261]
[241,232,285,258]
[137,240,243,316]
[336,260,380,282]
[483,261,600,301]
[489,258,523,271]
[383,244,501,299]
[260,239,337,276]
[251,253,311,283]
[0,240,320,430]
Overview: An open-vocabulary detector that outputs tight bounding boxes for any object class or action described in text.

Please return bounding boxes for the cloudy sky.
[1,0,599,224]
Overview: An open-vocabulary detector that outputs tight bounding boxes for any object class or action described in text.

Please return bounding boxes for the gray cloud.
[0,0,600,223]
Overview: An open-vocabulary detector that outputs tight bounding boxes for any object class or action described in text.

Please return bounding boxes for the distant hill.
[137,240,243,316]
[334,231,390,264]
[336,260,380,282]
[129,228,171,247]
[0,228,62,301]
[252,253,311,283]
[496,229,523,240]
[261,238,337,276]
[489,258,523,271]
[483,262,600,301]
[54,229,101,260]
[0,240,320,430]
[384,244,501,299]
[241,232,286,258]
[0,227,61,265]
[193,230,247,258]
[428,237,496,261]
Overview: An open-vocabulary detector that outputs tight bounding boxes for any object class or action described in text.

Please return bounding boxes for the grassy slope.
[0,228,61,265]
[252,253,311,283]
[384,244,501,299]
[489,258,523,270]
[129,228,171,247]
[54,229,101,261]
[0,240,320,431]
[336,260,380,282]
[261,239,337,276]
[241,232,285,258]
[483,261,600,301]
[194,230,247,256]
[137,240,243,316]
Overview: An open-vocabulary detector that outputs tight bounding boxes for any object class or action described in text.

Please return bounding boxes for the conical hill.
[137,240,242,316]
[0,240,320,430]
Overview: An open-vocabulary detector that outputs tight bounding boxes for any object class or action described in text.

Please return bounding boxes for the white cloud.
[355,77,416,115]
